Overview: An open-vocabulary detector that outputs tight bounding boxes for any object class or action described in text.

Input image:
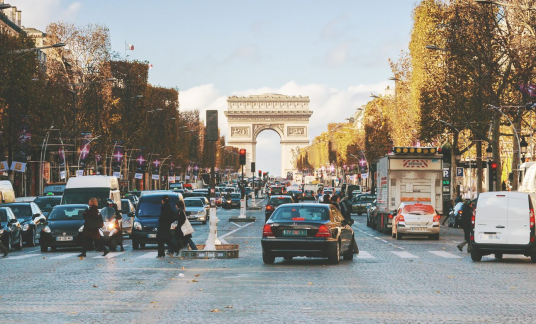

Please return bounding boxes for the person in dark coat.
[336,194,359,255]
[457,200,474,253]
[157,195,178,258]
[330,195,341,210]
[175,199,197,252]
[79,198,109,257]
[0,221,8,258]
[322,194,331,204]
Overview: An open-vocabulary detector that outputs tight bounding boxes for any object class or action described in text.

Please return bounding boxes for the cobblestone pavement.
[3,199,536,323]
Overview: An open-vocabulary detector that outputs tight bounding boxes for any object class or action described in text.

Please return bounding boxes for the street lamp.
[486,143,493,161]
[521,136,529,156]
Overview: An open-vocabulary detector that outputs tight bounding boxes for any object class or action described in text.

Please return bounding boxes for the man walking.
[0,222,8,258]
[457,199,474,253]
[79,198,109,258]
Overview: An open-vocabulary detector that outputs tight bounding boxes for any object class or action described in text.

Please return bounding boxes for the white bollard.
[252,192,256,206]
[204,213,219,250]
[238,198,247,218]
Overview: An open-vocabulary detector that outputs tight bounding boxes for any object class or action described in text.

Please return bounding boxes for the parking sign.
[456,167,464,177]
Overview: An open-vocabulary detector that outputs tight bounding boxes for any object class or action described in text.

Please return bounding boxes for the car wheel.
[28,229,36,247]
[15,235,22,250]
[366,216,371,227]
[328,241,340,264]
[396,229,403,240]
[132,240,140,250]
[109,237,118,252]
[40,244,48,252]
[471,250,482,262]
[429,233,440,240]
[262,251,275,264]
[495,253,503,259]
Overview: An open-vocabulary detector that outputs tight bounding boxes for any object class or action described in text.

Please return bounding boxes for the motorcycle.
[99,207,123,251]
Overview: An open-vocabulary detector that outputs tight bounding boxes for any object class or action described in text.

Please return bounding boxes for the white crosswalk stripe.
[429,251,462,259]
[93,252,124,259]
[138,252,158,258]
[5,254,41,260]
[356,251,375,259]
[49,253,80,259]
[391,251,419,258]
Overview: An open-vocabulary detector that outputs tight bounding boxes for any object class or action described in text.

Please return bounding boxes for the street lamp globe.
[486,144,493,160]
[520,136,529,155]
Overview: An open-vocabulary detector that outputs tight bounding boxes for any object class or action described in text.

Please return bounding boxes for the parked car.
[40,204,88,252]
[448,202,464,228]
[391,202,440,240]
[0,207,22,251]
[184,198,208,224]
[121,199,136,235]
[222,193,241,209]
[1,202,46,246]
[265,195,294,222]
[351,194,376,215]
[34,195,62,217]
[262,203,355,264]
[471,191,536,262]
[131,192,183,250]
[124,193,139,209]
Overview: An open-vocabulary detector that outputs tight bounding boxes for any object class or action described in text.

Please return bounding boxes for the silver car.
[184,198,207,225]
[391,202,440,240]
[121,199,135,235]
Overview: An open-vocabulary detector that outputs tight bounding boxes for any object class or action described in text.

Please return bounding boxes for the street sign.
[443,169,450,178]
[442,180,450,185]
[456,167,464,177]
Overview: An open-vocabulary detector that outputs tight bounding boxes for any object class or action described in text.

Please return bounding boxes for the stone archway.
[225,94,312,177]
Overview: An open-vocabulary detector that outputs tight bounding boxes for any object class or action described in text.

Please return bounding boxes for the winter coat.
[157,202,176,240]
[83,205,103,240]
[339,199,352,221]
[461,203,473,231]
[175,208,187,239]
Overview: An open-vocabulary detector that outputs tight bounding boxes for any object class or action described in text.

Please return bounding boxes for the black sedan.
[2,202,46,246]
[0,207,22,251]
[222,193,241,209]
[287,190,303,202]
[261,203,355,264]
[265,195,294,222]
[40,204,88,252]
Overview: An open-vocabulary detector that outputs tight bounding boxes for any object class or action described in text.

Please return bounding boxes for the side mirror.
[40,218,47,224]
[9,219,17,224]
[32,213,40,219]
[128,212,134,217]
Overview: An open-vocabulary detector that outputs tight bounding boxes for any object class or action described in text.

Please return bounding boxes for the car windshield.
[34,197,62,212]
[0,209,7,222]
[230,194,240,198]
[62,188,110,208]
[269,197,293,206]
[6,205,32,220]
[271,206,329,221]
[356,195,376,201]
[48,206,87,220]
[121,201,130,212]
[402,204,435,215]
[137,196,178,217]
[185,200,203,207]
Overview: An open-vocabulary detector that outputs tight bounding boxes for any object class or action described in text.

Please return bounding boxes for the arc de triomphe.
[224,94,312,177]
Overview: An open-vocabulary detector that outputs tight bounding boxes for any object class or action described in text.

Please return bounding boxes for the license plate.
[148,234,157,238]
[56,236,73,241]
[481,234,501,240]
[282,229,306,236]
[411,227,427,231]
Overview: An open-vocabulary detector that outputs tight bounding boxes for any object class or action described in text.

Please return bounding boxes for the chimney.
[16,10,20,27]
[10,7,16,22]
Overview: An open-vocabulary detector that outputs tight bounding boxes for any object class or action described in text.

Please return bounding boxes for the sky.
[15,0,417,176]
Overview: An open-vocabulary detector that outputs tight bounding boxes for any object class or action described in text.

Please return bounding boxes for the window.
[269,197,293,206]
[271,206,329,221]
[137,195,178,217]
[34,197,61,213]
[402,204,435,215]
[6,205,32,220]
[185,200,203,207]
[48,207,87,220]
[0,209,7,222]
[62,188,110,208]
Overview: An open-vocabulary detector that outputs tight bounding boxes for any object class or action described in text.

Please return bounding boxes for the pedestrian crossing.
[4,250,468,261]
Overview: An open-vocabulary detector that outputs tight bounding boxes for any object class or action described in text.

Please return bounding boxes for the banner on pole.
[151,174,159,180]
[76,170,84,177]
[134,173,143,180]
[0,161,9,172]
[60,170,66,180]
[113,172,121,178]
[10,162,26,172]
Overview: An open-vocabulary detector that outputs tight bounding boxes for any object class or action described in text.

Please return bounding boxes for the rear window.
[185,200,203,207]
[230,194,241,198]
[137,195,178,217]
[6,205,32,219]
[48,206,88,220]
[271,206,329,221]
[269,197,293,205]
[356,195,375,201]
[121,200,130,212]
[402,204,435,215]
[34,197,62,212]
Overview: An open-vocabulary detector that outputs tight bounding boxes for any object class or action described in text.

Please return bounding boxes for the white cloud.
[17,0,82,31]
[180,80,391,175]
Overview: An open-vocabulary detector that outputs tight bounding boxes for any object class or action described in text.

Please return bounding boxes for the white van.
[0,180,15,203]
[471,191,536,262]
[61,176,121,210]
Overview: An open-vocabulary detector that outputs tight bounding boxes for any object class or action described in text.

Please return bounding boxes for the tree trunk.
[476,139,483,194]
[511,112,523,191]
[491,115,501,191]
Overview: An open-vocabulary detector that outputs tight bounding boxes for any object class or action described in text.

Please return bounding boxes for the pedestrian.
[330,195,340,210]
[106,199,124,252]
[0,222,9,258]
[339,195,352,220]
[454,193,463,204]
[457,199,474,253]
[78,198,109,258]
[176,199,197,251]
[502,181,507,191]
[157,195,179,258]
[322,194,331,204]
[442,199,454,225]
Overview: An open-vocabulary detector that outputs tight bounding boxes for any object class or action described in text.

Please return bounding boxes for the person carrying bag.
[176,199,197,251]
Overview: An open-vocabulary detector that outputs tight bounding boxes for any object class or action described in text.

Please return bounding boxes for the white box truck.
[372,150,443,234]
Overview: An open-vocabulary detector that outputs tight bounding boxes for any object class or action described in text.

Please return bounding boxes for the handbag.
[181,218,194,236]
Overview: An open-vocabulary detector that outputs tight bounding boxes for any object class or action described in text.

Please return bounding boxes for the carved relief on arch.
[230,126,250,137]
[287,126,307,137]
[253,124,284,139]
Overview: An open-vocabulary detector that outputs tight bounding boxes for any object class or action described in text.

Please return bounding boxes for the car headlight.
[0,229,4,235]
[43,226,51,233]
[170,221,178,230]
[22,224,29,231]
[197,210,205,215]
[107,222,115,230]
[78,225,84,232]
[227,200,231,203]
[134,221,142,230]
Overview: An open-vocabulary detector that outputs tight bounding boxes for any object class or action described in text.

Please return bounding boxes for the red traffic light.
[490,162,498,169]
[258,170,262,176]
[239,149,246,155]
[239,148,246,165]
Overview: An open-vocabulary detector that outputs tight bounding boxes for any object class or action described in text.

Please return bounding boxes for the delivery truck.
[372,147,443,234]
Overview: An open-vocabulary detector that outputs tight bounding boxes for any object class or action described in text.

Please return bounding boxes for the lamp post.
[439,120,473,197]
[521,136,529,162]
[486,143,493,191]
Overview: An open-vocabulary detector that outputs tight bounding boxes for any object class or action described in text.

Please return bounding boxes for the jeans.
[158,238,178,257]
[184,237,197,250]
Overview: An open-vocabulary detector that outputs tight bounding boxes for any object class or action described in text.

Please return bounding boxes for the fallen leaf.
[211,309,220,313]
[307,282,313,285]
[79,257,84,260]
[181,267,185,270]
[93,285,98,288]
[225,306,233,309]
[194,274,200,277]
[192,279,199,283]
[198,289,204,291]
[447,276,454,279]
[110,290,115,293]
[150,301,157,304]
[42,257,46,259]
[168,261,174,264]
[436,290,441,293]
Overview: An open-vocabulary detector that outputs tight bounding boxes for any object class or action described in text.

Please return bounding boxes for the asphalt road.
[3,199,536,323]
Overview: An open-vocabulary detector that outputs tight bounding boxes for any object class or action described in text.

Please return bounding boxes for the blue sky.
[18,0,417,176]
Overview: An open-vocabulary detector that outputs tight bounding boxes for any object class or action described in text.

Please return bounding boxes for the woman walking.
[176,199,197,251]
[79,198,109,258]
[157,195,179,258]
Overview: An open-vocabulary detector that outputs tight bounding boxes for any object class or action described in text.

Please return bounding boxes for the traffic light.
[239,149,246,165]
[438,144,451,163]
[489,161,498,191]
[258,170,262,177]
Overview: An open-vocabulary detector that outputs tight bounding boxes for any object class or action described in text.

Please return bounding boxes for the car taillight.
[472,208,476,228]
[388,213,393,219]
[433,215,441,222]
[315,225,331,237]
[263,224,274,236]
[266,205,274,211]
[530,208,535,229]
[398,215,405,222]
